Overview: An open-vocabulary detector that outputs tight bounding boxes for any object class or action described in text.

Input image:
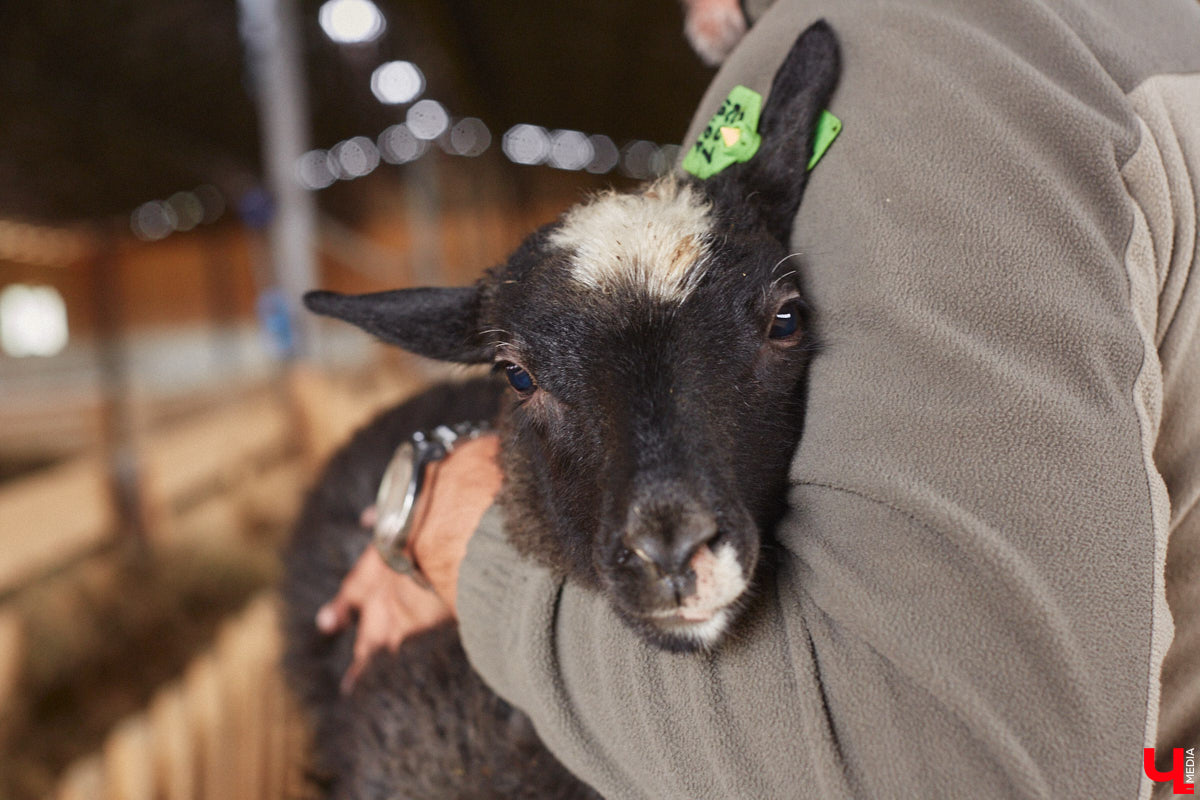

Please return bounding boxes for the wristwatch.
[372,421,492,585]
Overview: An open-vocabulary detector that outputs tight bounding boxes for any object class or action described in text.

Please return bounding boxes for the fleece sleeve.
[458,0,1200,797]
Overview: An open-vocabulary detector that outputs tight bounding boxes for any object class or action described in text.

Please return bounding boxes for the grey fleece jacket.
[458,1,1200,797]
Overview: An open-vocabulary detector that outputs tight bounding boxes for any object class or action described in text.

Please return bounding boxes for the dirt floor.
[0,535,279,800]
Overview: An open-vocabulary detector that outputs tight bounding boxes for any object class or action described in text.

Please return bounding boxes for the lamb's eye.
[504,363,536,394]
[768,299,803,340]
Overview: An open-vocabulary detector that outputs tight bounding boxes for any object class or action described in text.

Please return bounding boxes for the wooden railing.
[0,455,117,597]
[0,363,434,800]
[138,387,303,546]
[51,595,312,800]
[0,365,426,590]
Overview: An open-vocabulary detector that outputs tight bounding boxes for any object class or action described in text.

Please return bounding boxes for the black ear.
[303,287,492,363]
[710,20,840,244]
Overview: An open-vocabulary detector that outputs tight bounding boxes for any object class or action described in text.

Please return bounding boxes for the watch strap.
[371,420,492,583]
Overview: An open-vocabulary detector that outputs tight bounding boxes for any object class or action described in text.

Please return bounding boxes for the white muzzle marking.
[651,542,747,647]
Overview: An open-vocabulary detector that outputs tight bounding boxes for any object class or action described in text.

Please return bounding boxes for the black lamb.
[282,20,839,799]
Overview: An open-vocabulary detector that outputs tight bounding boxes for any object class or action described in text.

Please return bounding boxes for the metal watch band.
[371,420,492,583]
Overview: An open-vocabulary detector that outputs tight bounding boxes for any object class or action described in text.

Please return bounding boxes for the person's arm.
[316,434,501,690]
[453,1,1200,798]
[319,0,1200,793]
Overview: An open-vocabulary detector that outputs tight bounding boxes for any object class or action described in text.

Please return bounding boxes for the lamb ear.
[303,287,492,363]
[710,19,840,244]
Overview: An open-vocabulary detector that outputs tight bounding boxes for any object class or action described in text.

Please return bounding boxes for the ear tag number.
[682,85,763,179]
[681,86,842,179]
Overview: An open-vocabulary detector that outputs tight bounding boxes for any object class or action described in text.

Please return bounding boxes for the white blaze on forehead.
[549,177,714,302]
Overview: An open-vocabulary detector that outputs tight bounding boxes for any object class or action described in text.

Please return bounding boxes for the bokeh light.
[130,186,225,238]
[331,136,380,179]
[195,184,225,224]
[585,134,620,174]
[378,124,427,164]
[502,124,551,165]
[657,143,683,174]
[446,118,491,157]
[405,99,449,141]
[296,149,338,190]
[370,61,425,105]
[318,0,386,44]
[167,191,204,232]
[0,284,69,358]
[131,200,177,241]
[619,140,661,180]
[547,129,593,171]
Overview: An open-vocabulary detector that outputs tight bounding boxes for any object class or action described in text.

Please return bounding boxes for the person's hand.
[315,433,503,692]
[316,544,451,693]
[682,0,747,66]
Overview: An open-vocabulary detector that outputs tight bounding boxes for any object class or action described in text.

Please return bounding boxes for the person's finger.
[342,604,410,694]
[359,504,378,529]
[342,620,380,694]
[315,546,383,634]
[340,654,364,695]
[315,594,354,634]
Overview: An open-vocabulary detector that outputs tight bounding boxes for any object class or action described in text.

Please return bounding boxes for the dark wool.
[283,21,839,799]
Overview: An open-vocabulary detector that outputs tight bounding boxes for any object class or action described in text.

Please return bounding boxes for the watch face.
[374,441,418,559]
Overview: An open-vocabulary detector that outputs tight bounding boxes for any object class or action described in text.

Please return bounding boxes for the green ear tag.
[682,86,764,180]
[806,110,842,171]
[682,87,843,179]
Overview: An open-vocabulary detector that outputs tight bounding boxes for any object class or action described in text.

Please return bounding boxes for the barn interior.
[0,1,713,796]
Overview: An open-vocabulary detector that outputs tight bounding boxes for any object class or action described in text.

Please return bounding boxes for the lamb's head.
[306,21,839,651]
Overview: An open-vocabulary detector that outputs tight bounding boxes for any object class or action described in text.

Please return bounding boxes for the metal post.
[405,154,444,287]
[238,0,319,360]
[90,230,150,543]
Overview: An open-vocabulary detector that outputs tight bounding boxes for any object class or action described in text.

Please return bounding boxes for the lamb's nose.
[623,507,718,577]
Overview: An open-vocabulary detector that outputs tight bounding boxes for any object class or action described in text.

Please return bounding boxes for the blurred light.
[378,124,427,164]
[167,191,204,232]
[296,149,338,189]
[257,287,295,358]
[447,118,491,156]
[0,284,68,358]
[331,136,380,178]
[656,144,683,175]
[318,0,385,44]
[406,99,449,141]
[0,220,90,267]
[237,188,275,230]
[502,124,551,165]
[620,140,660,180]
[194,184,225,224]
[548,129,594,171]
[586,134,620,174]
[370,61,424,105]
[131,201,177,241]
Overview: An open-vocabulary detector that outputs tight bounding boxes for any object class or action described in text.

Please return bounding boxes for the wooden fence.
[0,363,434,800]
[0,454,116,597]
[51,594,312,800]
[0,364,426,594]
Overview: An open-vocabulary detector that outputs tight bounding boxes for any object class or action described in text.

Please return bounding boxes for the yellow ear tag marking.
[720,126,742,147]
